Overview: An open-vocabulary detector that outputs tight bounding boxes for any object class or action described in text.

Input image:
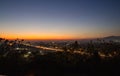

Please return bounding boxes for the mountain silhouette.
[103,36,120,41]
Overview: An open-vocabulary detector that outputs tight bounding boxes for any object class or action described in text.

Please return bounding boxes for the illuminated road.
[34,45,90,55]
[23,43,90,55]
[22,43,112,58]
[23,43,63,52]
[35,46,63,52]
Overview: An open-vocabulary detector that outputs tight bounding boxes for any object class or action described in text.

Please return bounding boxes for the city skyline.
[0,0,120,40]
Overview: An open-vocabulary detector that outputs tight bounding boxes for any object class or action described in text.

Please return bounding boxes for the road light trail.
[35,46,63,52]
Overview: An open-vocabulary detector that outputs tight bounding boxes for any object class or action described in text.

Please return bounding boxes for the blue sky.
[0,0,120,39]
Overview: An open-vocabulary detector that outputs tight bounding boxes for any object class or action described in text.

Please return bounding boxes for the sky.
[0,0,120,40]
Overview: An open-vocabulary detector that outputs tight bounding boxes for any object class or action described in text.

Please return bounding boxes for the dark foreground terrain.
[0,52,120,76]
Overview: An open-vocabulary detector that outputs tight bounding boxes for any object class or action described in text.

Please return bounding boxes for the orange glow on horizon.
[1,33,100,40]
[2,34,84,40]
[3,35,93,40]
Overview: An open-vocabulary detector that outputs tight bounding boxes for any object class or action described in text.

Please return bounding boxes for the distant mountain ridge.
[103,36,120,41]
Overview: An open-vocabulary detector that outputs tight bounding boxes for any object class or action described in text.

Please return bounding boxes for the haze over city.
[0,0,120,40]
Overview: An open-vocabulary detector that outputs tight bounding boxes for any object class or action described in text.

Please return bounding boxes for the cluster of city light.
[15,47,28,51]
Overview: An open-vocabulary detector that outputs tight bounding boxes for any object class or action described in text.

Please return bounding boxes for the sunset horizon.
[1,33,118,40]
[0,0,120,40]
[0,0,120,75]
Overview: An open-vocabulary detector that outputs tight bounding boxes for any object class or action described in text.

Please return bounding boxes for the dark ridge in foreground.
[0,52,120,76]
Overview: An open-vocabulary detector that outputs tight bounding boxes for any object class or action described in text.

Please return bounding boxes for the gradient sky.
[0,0,120,40]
